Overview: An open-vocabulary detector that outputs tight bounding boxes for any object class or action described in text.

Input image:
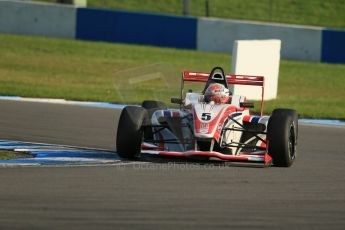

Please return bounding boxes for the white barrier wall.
[0,0,76,39]
[197,18,322,62]
[73,0,87,7]
[230,40,281,100]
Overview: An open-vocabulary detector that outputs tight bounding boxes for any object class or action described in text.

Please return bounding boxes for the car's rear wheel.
[142,100,167,110]
[116,106,148,159]
[142,100,167,117]
[142,100,167,140]
[267,109,298,167]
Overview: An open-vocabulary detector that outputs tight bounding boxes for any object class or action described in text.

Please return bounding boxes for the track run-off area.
[0,98,344,229]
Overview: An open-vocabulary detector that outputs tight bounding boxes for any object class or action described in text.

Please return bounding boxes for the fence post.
[183,0,190,16]
[205,0,209,17]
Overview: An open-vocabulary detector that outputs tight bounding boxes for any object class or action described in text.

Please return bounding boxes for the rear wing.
[182,71,265,115]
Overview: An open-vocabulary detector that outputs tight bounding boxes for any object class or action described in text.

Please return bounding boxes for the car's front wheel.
[267,109,298,167]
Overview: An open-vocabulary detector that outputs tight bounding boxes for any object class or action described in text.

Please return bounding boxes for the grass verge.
[0,150,34,160]
[0,33,344,119]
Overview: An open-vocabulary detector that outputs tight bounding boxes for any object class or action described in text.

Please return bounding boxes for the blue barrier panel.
[321,29,345,63]
[76,8,197,49]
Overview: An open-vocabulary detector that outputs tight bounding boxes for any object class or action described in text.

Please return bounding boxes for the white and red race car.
[117,67,298,167]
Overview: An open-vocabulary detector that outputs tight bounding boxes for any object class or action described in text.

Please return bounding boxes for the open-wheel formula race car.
[116,67,298,167]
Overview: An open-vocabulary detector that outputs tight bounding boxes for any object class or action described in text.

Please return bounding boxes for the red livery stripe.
[264,153,272,165]
[243,115,251,122]
[172,111,180,117]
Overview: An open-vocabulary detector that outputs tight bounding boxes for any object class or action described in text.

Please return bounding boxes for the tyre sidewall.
[268,111,297,167]
[116,106,148,158]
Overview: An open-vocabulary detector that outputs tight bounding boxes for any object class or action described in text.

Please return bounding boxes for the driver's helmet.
[204,83,230,104]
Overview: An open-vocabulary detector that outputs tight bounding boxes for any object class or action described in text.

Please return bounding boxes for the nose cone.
[192,103,228,138]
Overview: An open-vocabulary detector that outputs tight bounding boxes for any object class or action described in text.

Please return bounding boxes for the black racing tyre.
[142,100,167,140]
[142,100,167,110]
[268,109,298,167]
[271,108,299,143]
[116,106,148,159]
[142,100,167,117]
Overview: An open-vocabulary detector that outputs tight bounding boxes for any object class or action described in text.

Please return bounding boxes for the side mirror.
[171,98,183,104]
[239,102,254,108]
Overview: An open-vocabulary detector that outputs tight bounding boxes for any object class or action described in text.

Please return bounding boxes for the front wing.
[142,143,272,166]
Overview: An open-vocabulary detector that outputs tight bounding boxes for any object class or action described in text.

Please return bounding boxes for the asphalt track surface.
[0,100,118,150]
[0,100,344,229]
